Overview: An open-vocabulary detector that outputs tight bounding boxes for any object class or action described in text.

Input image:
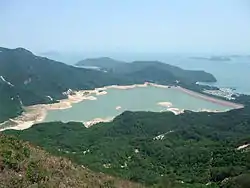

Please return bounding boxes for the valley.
[0,47,250,188]
[1,2,249,187]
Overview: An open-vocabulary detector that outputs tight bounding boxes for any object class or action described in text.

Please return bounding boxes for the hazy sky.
[1,0,250,53]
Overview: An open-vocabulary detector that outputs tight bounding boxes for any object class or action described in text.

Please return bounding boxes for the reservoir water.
[44,86,232,123]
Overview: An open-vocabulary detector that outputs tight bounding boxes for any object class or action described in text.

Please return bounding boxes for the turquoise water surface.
[44,86,231,123]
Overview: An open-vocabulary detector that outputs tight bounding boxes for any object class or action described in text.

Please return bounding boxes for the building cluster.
[203,88,239,100]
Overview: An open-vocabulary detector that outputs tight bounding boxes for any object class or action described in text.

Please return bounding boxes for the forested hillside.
[0,81,22,122]
[0,47,129,106]
[6,106,250,187]
[76,58,217,83]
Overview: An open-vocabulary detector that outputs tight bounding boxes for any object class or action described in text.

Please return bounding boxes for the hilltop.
[0,134,143,188]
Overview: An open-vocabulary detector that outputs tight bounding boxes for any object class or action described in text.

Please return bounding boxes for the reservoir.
[44,86,233,124]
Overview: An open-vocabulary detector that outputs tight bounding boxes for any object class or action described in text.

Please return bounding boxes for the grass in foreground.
[0,134,143,188]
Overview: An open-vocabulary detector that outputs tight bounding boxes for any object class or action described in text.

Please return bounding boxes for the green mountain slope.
[120,61,216,84]
[76,57,126,69]
[0,134,143,188]
[0,47,128,106]
[75,58,217,83]
[6,106,250,187]
[0,81,22,122]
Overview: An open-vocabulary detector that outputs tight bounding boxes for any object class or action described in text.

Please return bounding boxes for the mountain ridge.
[75,57,217,83]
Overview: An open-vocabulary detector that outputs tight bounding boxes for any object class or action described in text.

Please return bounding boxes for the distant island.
[40,50,61,57]
[191,55,250,61]
[228,55,250,58]
[190,56,231,61]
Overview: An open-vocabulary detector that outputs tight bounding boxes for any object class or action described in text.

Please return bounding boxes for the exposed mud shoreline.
[0,82,244,131]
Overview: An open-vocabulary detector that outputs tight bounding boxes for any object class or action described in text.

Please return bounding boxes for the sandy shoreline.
[0,83,147,131]
[0,82,244,131]
[157,102,173,108]
[84,117,114,128]
[0,106,47,131]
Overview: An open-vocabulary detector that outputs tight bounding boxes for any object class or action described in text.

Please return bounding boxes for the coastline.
[0,82,244,131]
